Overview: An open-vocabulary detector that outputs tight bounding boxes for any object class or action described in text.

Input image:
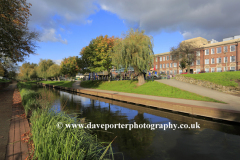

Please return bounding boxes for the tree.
[80,35,117,82]
[0,0,39,64]
[113,29,154,86]
[170,40,202,74]
[60,56,80,79]
[179,59,187,71]
[47,64,61,81]
[18,62,37,80]
[36,59,54,80]
[0,63,4,77]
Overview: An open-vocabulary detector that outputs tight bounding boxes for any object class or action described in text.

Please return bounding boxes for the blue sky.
[22,0,240,66]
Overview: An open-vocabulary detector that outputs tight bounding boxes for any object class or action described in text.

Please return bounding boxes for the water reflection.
[37,87,240,160]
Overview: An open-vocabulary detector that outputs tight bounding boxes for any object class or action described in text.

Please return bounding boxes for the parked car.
[198,71,206,74]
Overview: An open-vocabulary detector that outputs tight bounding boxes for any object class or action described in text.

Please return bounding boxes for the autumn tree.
[80,35,117,82]
[0,0,39,64]
[0,63,4,77]
[18,62,37,80]
[36,59,54,80]
[113,29,154,86]
[170,38,206,73]
[47,64,61,81]
[60,56,80,79]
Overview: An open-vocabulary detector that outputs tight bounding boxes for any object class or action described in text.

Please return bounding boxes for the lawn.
[40,81,76,88]
[80,80,225,103]
[181,71,240,87]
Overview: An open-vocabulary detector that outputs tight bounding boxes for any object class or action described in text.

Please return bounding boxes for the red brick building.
[154,36,240,75]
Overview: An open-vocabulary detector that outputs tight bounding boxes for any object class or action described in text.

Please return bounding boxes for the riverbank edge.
[36,82,240,123]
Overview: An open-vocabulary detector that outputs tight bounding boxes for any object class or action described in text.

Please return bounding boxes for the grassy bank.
[182,71,240,87]
[80,80,225,103]
[18,82,114,159]
[0,79,10,82]
[40,81,75,88]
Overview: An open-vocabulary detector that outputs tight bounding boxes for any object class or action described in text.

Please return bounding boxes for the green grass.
[181,71,240,87]
[40,81,76,88]
[81,80,225,103]
[18,82,114,159]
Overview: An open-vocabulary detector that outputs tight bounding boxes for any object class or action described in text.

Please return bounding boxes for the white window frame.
[179,70,182,74]
[167,71,169,75]
[211,58,215,64]
[174,63,177,67]
[163,57,165,61]
[230,67,236,71]
[230,45,236,52]
[205,68,209,73]
[205,59,209,64]
[160,57,162,61]
[223,67,227,71]
[230,56,236,62]
[170,70,172,75]
[163,64,165,68]
[196,60,200,65]
[196,51,200,56]
[166,63,169,68]
[217,58,222,64]
[211,68,215,72]
[224,57,227,63]
[174,70,177,75]
[160,64,162,68]
[217,47,222,53]
[196,69,200,73]
[156,58,158,62]
[224,46,228,52]
[217,67,222,72]
[156,65,158,69]
[205,49,209,55]
[170,63,172,68]
[166,56,169,60]
[211,48,215,54]
[170,55,172,60]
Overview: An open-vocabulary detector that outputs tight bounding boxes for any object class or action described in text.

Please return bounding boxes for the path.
[71,81,240,112]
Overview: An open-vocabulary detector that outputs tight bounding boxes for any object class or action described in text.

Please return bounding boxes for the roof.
[203,38,240,48]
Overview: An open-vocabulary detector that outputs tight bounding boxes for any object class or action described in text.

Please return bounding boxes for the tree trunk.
[108,70,111,82]
[187,65,190,74]
[137,73,145,86]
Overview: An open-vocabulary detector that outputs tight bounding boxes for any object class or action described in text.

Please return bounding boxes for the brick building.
[154,36,240,75]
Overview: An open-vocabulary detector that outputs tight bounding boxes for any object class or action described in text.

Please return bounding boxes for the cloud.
[53,59,63,65]
[98,0,240,41]
[41,28,68,44]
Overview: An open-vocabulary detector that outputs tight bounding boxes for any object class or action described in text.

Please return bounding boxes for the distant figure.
[168,75,170,79]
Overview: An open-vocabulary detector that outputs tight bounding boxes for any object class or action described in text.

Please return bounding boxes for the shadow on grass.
[80,80,104,88]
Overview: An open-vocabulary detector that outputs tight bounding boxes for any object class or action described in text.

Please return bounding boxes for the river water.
[38,87,240,160]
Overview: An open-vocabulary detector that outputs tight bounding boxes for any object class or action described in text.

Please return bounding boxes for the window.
[217,58,222,63]
[224,57,228,63]
[211,48,215,54]
[196,60,200,65]
[211,58,215,64]
[196,51,200,56]
[160,57,162,61]
[174,70,177,75]
[205,49,209,55]
[217,67,222,72]
[160,64,162,68]
[191,62,194,66]
[156,65,158,69]
[167,63,169,68]
[166,56,169,60]
[170,55,172,60]
[217,47,222,53]
[224,46,228,52]
[170,63,172,68]
[167,71,169,75]
[223,67,227,71]
[179,70,182,74]
[163,57,165,61]
[170,70,172,75]
[205,68,209,73]
[196,69,200,73]
[230,45,236,52]
[230,56,236,62]
[163,64,165,68]
[174,63,177,67]
[205,59,209,64]
[230,67,236,71]
[211,68,215,72]
[156,58,158,62]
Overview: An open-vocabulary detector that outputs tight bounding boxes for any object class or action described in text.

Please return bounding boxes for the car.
[198,71,206,74]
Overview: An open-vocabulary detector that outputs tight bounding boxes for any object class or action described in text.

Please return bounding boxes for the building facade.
[154,36,240,75]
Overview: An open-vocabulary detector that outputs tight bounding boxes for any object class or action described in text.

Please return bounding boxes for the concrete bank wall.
[37,82,240,123]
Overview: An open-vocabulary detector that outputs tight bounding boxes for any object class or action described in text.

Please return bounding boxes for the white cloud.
[86,20,93,24]
[41,28,68,44]
[53,59,63,65]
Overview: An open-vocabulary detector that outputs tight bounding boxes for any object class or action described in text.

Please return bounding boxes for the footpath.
[0,82,30,160]
[70,80,240,123]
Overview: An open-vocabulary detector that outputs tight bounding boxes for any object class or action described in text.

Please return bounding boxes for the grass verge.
[181,71,240,87]
[40,81,76,88]
[80,80,225,103]
[18,82,114,159]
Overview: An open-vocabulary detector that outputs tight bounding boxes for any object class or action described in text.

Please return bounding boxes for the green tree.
[47,64,61,81]
[80,35,117,82]
[0,0,39,64]
[113,29,154,86]
[0,63,4,77]
[60,56,80,79]
[170,41,201,74]
[179,59,187,71]
[36,59,54,80]
[18,62,37,80]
